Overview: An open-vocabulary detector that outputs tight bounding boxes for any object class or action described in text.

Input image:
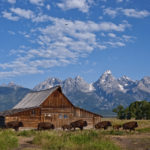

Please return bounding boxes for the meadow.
[0,119,150,150]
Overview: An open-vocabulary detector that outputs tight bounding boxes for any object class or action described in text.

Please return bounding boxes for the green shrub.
[17,129,37,137]
[137,127,150,133]
[0,130,18,150]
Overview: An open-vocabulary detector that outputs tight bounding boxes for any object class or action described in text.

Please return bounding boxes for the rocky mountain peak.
[62,76,92,93]
[118,75,135,86]
[0,82,21,88]
[136,76,150,93]
[75,75,83,80]
[33,77,62,91]
[103,70,112,75]
[97,70,115,85]
[121,75,131,80]
[93,71,126,93]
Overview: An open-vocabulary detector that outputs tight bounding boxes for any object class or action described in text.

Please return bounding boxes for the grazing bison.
[113,125,122,130]
[6,121,23,131]
[62,124,72,131]
[37,122,55,130]
[123,121,138,131]
[70,120,87,131]
[95,121,112,130]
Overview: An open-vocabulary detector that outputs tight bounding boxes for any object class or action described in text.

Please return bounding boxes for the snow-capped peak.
[33,77,62,91]
[75,76,83,81]
[89,83,95,91]
[121,75,132,81]
[103,70,112,75]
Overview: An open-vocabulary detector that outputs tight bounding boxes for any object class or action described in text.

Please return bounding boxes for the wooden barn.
[0,86,102,128]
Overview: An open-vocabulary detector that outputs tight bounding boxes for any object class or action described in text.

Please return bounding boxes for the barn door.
[0,116,5,128]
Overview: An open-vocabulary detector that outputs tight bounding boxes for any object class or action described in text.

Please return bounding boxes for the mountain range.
[1,70,150,116]
[0,82,31,111]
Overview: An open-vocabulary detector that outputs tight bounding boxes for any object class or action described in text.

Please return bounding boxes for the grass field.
[0,129,18,150]
[0,118,150,150]
[32,130,121,150]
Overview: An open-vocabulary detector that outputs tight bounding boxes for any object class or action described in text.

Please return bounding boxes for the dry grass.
[102,118,150,129]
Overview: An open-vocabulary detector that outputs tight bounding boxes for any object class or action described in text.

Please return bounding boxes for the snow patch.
[118,84,126,93]
[89,83,95,91]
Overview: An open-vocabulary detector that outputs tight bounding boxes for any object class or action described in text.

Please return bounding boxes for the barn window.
[59,114,63,119]
[64,114,68,119]
[47,113,51,117]
[31,110,36,115]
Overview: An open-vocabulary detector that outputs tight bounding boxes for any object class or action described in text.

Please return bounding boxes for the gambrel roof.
[13,86,61,109]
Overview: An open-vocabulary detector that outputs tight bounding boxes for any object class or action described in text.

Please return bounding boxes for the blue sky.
[0,0,150,88]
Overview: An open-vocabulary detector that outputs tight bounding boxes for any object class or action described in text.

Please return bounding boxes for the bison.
[113,124,122,130]
[6,121,23,131]
[62,124,72,131]
[70,120,87,131]
[37,122,55,130]
[123,121,138,131]
[95,121,112,130]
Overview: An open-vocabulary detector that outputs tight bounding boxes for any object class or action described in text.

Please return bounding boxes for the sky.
[0,0,150,88]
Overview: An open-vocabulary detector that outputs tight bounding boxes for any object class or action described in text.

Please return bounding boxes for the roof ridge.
[31,85,61,93]
[13,85,62,109]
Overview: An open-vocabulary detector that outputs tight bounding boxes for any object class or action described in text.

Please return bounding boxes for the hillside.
[0,83,31,111]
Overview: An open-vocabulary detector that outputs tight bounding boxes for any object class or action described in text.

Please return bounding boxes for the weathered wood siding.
[42,90,73,108]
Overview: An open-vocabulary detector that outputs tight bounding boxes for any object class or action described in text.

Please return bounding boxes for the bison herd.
[1,120,138,132]
[95,121,138,131]
[36,120,138,132]
[37,120,88,131]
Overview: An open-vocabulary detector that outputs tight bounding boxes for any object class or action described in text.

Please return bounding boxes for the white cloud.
[29,0,44,6]
[122,35,135,42]
[101,0,107,2]
[103,7,150,18]
[2,11,19,21]
[8,0,16,4]
[57,0,93,13]
[10,8,34,19]
[0,13,131,78]
[103,8,118,18]
[31,14,51,22]
[108,33,116,38]
[122,9,150,18]
[46,4,51,10]
[116,0,123,2]
[98,21,130,32]
[107,41,125,47]
[8,30,16,35]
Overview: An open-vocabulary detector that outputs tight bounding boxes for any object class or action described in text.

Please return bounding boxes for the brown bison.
[123,121,138,131]
[62,124,72,131]
[95,121,112,130]
[37,122,55,130]
[70,120,87,130]
[6,121,23,131]
[113,125,122,130]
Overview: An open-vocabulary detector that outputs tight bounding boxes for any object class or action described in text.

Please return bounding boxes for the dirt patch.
[111,133,150,150]
[14,137,41,150]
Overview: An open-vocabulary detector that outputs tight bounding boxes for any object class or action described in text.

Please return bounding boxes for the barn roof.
[0,108,31,116]
[13,86,61,109]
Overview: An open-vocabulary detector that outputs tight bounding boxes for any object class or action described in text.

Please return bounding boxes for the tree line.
[113,100,150,120]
